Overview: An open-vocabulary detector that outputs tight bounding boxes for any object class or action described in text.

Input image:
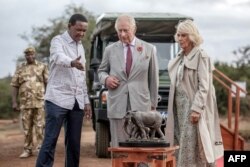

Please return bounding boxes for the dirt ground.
[1,117,249,167]
[0,119,111,167]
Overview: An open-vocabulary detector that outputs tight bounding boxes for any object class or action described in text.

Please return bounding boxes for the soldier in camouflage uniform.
[11,47,48,158]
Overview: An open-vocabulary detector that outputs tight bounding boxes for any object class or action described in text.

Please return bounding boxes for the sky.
[0,0,250,78]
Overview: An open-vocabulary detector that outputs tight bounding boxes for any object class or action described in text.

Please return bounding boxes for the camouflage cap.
[24,47,36,54]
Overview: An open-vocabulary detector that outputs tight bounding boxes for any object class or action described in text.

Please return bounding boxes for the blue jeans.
[36,100,84,167]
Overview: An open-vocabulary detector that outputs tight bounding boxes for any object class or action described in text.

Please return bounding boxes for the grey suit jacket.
[98,38,159,119]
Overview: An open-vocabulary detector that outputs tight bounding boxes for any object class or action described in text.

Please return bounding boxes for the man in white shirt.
[36,14,91,167]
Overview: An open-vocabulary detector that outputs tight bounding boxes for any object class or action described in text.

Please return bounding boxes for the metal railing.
[213,68,248,150]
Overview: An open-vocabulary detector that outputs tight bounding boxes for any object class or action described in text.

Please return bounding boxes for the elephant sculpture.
[127,123,150,139]
[123,110,165,140]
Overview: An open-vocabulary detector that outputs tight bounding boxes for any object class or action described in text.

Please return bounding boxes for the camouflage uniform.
[11,59,48,153]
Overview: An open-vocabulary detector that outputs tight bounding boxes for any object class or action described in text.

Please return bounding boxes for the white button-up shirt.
[45,31,89,110]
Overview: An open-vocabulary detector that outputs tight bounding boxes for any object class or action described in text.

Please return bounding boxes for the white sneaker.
[19,151,32,158]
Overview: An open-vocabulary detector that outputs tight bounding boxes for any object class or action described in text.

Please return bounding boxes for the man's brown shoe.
[19,151,32,158]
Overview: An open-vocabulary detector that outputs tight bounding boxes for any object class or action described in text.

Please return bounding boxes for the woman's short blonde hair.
[174,19,203,47]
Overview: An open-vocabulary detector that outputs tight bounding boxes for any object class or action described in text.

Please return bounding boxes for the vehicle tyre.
[90,99,96,131]
[92,110,96,131]
[95,122,110,158]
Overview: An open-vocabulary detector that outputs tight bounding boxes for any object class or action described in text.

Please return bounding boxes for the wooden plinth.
[108,146,179,167]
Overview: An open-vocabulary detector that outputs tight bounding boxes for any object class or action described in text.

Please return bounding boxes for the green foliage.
[19,3,96,90]
[20,3,96,66]
[0,76,18,119]
[8,4,249,119]
[214,62,250,116]
[233,45,250,67]
[0,3,96,119]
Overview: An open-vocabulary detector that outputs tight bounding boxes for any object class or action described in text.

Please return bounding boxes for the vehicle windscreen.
[152,42,178,86]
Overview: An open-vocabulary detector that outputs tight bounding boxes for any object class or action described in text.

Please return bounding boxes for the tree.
[214,62,250,116]
[232,45,250,67]
[0,77,17,119]
[19,3,96,91]
[20,3,96,67]
[0,4,96,119]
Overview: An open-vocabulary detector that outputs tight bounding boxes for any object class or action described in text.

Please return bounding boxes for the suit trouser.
[109,95,131,147]
[36,100,84,167]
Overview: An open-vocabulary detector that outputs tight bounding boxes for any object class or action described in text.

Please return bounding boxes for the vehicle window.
[152,43,171,71]
[152,42,178,85]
